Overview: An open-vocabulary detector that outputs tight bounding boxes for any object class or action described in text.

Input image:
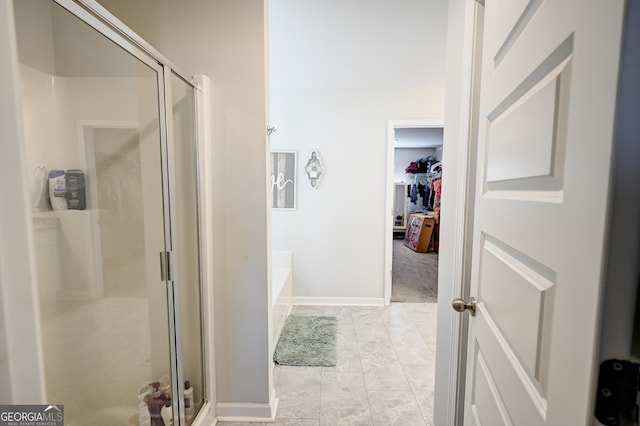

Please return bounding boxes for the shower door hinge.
[595,359,639,426]
[159,251,174,282]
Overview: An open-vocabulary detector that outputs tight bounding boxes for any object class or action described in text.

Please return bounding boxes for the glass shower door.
[169,72,206,424]
[15,1,175,424]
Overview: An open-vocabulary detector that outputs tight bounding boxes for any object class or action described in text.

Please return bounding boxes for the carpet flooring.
[391,239,438,303]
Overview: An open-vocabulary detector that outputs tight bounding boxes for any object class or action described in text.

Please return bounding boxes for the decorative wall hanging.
[270,151,296,209]
[304,149,324,189]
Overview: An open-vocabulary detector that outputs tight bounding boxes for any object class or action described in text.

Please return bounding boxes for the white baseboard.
[292,296,385,306]
[216,389,279,423]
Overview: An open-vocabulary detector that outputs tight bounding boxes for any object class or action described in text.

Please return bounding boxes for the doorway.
[384,119,444,305]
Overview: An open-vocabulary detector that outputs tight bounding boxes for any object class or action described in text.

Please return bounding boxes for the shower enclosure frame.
[7,0,213,424]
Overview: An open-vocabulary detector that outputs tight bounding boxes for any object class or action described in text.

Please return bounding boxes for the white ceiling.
[269,0,449,91]
[395,127,443,148]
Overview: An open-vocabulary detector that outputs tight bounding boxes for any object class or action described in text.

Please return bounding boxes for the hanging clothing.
[405,162,419,174]
[423,184,430,208]
[432,178,442,209]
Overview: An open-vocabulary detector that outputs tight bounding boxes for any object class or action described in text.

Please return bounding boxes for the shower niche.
[14,1,206,424]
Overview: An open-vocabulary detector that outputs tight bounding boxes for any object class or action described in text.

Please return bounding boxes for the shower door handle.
[159,251,173,281]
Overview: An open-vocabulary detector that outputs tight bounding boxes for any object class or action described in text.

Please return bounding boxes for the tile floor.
[220,302,437,426]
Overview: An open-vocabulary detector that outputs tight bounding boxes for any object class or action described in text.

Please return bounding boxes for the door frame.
[384,118,444,305]
[0,0,47,403]
[433,0,485,424]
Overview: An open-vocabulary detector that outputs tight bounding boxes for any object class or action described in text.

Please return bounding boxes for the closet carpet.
[391,239,438,303]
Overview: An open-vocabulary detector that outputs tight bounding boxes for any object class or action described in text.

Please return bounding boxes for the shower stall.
[13,0,207,424]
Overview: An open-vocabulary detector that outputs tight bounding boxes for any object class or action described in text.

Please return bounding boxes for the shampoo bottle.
[138,401,151,426]
[184,380,194,415]
[148,385,165,426]
[160,398,172,425]
[138,385,153,426]
[48,170,67,211]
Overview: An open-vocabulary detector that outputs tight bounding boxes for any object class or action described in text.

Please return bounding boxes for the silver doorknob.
[452,297,477,316]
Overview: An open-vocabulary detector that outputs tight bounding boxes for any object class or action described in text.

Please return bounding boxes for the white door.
[461,0,626,424]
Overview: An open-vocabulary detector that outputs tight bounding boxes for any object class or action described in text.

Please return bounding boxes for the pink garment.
[433,179,442,197]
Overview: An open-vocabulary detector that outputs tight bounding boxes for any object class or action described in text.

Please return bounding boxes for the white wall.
[269,0,447,303]
[96,0,274,417]
[269,0,448,91]
[13,0,54,75]
[270,88,444,301]
[394,148,436,182]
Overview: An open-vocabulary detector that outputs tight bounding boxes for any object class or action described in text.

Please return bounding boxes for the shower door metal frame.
[49,1,207,425]
[162,67,209,425]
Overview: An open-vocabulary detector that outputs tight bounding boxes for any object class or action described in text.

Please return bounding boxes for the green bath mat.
[273,315,337,367]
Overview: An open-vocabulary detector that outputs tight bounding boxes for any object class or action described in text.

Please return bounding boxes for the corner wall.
[97,0,273,418]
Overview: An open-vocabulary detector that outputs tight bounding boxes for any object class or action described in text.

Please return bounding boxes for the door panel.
[474,307,546,421]
[479,235,554,389]
[471,349,512,425]
[463,0,626,424]
[485,36,572,195]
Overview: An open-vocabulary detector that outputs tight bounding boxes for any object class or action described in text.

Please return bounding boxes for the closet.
[403,156,442,253]
[15,1,205,424]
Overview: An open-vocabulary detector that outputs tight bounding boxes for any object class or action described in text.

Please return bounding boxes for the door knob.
[452,297,477,316]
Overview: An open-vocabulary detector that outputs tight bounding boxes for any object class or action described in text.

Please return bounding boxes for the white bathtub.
[272,251,292,349]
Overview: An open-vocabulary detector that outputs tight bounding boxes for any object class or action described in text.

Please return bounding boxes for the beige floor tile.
[367,390,426,426]
[273,304,438,425]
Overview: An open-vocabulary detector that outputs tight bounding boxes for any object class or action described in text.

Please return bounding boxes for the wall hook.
[267,126,277,136]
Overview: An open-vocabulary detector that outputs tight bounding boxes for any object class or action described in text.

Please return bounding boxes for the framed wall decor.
[270,151,296,209]
[304,149,324,189]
